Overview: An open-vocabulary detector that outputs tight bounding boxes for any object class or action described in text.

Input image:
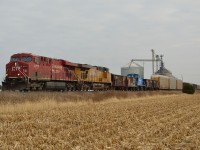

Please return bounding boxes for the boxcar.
[151,75,169,90]
[169,77,176,90]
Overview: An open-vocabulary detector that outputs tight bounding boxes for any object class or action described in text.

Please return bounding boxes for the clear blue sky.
[0,0,200,84]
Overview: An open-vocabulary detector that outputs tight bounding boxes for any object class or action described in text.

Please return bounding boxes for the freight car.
[151,75,169,90]
[111,74,127,90]
[144,79,159,90]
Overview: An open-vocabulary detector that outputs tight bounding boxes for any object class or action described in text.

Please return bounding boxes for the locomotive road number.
[12,66,20,71]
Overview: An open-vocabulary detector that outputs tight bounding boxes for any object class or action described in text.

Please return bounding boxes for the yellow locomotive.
[75,64,111,90]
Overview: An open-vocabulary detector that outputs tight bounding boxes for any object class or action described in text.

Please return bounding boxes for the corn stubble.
[0,91,200,149]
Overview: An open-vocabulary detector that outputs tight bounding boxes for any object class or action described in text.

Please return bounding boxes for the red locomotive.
[2,53,112,91]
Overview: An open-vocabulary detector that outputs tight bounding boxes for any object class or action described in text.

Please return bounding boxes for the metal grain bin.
[121,62,144,78]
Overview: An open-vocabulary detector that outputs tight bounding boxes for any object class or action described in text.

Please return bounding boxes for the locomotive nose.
[7,62,28,78]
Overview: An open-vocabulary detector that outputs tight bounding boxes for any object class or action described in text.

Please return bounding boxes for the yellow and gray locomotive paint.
[74,64,111,90]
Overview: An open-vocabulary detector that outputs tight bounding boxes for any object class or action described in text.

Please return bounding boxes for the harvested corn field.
[0,91,200,149]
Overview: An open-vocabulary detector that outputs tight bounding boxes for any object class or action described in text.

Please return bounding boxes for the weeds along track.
[0,91,200,149]
[0,90,181,104]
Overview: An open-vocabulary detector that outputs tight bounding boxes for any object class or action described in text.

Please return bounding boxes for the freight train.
[1,53,199,91]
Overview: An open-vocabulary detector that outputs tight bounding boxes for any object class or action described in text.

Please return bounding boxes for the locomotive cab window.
[10,57,20,62]
[21,56,32,62]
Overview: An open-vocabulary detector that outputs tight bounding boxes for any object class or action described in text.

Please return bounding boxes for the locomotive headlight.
[18,73,20,76]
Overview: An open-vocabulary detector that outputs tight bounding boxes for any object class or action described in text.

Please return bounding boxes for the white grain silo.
[121,61,144,78]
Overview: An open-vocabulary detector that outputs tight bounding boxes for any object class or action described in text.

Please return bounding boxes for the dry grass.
[0,91,200,149]
[0,90,181,104]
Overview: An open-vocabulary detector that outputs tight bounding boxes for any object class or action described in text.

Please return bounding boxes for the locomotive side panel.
[30,57,76,81]
[75,67,83,81]
[95,67,111,83]
[29,56,52,81]
[75,65,98,82]
[87,68,97,82]
[51,60,64,80]
[102,71,112,83]
[64,67,76,81]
